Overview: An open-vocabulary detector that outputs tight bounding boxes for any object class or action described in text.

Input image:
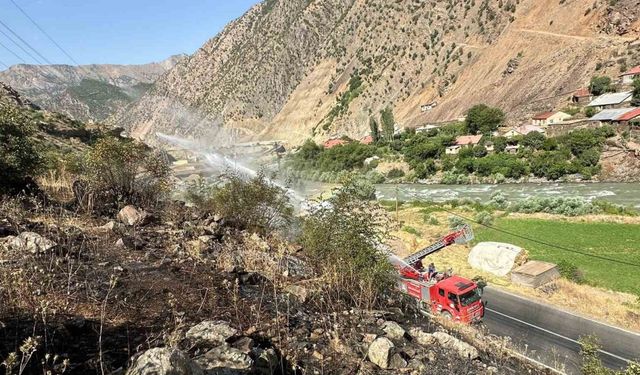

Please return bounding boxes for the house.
[531,111,571,127]
[446,145,461,155]
[587,91,633,110]
[360,135,374,145]
[455,135,483,147]
[485,142,495,153]
[571,88,593,105]
[420,101,438,112]
[503,125,545,138]
[505,145,520,154]
[416,124,438,133]
[620,65,640,85]
[588,107,639,125]
[323,139,348,149]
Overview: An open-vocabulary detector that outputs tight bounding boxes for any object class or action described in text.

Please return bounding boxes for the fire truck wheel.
[440,311,452,320]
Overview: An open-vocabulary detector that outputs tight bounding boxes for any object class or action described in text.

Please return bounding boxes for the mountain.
[0,55,185,122]
[114,0,640,145]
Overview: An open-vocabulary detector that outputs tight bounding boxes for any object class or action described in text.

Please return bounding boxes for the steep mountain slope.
[0,55,184,122]
[115,0,640,145]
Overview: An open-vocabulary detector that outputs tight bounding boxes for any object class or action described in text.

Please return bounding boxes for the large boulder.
[367,337,394,369]
[126,347,203,375]
[118,205,150,226]
[432,332,479,360]
[186,321,238,346]
[408,328,436,347]
[194,345,253,374]
[2,232,57,254]
[382,321,406,340]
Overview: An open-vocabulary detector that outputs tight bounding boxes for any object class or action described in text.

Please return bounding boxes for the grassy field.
[474,218,640,294]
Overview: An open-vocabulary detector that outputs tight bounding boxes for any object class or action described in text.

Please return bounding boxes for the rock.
[285,284,308,303]
[115,237,134,249]
[253,348,279,375]
[408,358,426,371]
[432,331,479,360]
[389,353,407,369]
[117,205,149,226]
[125,347,203,375]
[382,321,405,340]
[408,328,436,346]
[362,333,377,344]
[279,255,312,278]
[312,351,324,360]
[100,221,118,231]
[231,337,254,354]
[186,321,238,346]
[194,345,252,373]
[4,232,57,254]
[367,337,394,369]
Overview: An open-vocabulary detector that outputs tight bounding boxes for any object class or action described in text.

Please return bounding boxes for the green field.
[474,218,640,294]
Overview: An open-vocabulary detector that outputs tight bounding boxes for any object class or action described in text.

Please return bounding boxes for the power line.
[440,208,640,268]
[0,58,8,69]
[8,0,80,66]
[0,27,44,64]
[0,18,53,65]
[0,39,26,63]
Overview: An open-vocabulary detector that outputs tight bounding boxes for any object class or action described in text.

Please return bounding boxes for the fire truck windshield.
[459,289,481,306]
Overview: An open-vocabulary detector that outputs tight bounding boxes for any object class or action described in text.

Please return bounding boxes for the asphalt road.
[482,286,640,374]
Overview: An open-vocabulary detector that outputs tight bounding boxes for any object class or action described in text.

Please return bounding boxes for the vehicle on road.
[390,224,485,324]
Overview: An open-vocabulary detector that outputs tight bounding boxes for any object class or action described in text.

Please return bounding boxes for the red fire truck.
[389,224,485,324]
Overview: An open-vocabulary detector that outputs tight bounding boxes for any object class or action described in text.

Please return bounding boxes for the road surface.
[482,287,640,374]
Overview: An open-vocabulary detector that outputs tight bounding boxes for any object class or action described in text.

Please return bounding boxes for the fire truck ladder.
[402,224,474,265]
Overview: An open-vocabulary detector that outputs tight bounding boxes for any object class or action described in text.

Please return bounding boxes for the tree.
[632,77,640,106]
[465,104,505,135]
[589,76,613,96]
[521,131,546,150]
[380,107,395,141]
[0,106,42,194]
[369,116,380,142]
[492,136,507,153]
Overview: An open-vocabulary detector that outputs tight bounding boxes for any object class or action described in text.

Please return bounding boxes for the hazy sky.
[0,0,258,68]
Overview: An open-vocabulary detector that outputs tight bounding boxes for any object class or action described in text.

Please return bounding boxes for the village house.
[588,107,640,126]
[587,91,633,110]
[445,145,461,155]
[531,111,571,127]
[323,138,348,149]
[505,144,520,154]
[571,88,593,105]
[455,135,483,148]
[360,135,374,145]
[416,124,438,133]
[620,65,640,85]
[503,124,545,138]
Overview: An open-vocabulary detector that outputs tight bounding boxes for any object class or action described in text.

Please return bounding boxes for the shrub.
[194,172,293,236]
[448,215,466,229]
[423,214,439,225]
[76,137,170,212]
[387,168,405,179]
[402,225,421,236]
[557,260,585,284]
[0,106,42,194]
[489,191,508,208]
[300,180,394,309]
[474,211,494,226]
[589,76,613,96]
[510,196,598,216]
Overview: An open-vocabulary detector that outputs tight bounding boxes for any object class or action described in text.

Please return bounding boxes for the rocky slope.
[114,0,640,145]
[0,55,184,122]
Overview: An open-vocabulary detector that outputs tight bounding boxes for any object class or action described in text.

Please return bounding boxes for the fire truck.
[388,224,485,324]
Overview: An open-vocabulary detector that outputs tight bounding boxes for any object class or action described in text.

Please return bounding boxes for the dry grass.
[37,167,75,202]
[389,207,640,332]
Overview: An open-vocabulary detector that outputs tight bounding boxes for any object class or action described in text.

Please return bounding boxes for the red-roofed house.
[616,108,640,125]
[360,135,374,145]
[571,88,593,105]
[455,135,483,147]
[323,139,348,149]
[620,65,640,85]
[532,111,571,127]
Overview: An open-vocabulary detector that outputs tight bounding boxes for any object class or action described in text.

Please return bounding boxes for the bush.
[0,106,42,194]
[190,172,293,236]
[76,137,170,212]
[557,260,585,284]
[387,168,405,179]
[589,76,613,96]
[423,214,439,225]
[300,180,394,309]
[448,215,466,229]
[510,196,598,216]
[474,211,494,226]
[402,225,421,236]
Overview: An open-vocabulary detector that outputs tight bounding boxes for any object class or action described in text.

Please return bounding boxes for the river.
[297,182,640,208]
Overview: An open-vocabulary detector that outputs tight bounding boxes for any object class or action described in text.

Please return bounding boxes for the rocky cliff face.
[0,55,184,122]
[114,0,640,145]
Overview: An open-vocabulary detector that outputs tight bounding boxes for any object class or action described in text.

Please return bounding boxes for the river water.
[298,182,640,208]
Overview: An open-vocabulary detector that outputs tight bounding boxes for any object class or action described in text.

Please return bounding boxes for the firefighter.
[427,263,436,280]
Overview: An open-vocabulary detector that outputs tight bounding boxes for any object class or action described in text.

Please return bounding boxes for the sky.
[0,0,258,68]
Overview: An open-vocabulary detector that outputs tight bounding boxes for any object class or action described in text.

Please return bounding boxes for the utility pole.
[395,183,399,222]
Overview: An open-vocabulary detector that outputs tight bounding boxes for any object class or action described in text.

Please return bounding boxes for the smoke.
[156,132,305,202]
